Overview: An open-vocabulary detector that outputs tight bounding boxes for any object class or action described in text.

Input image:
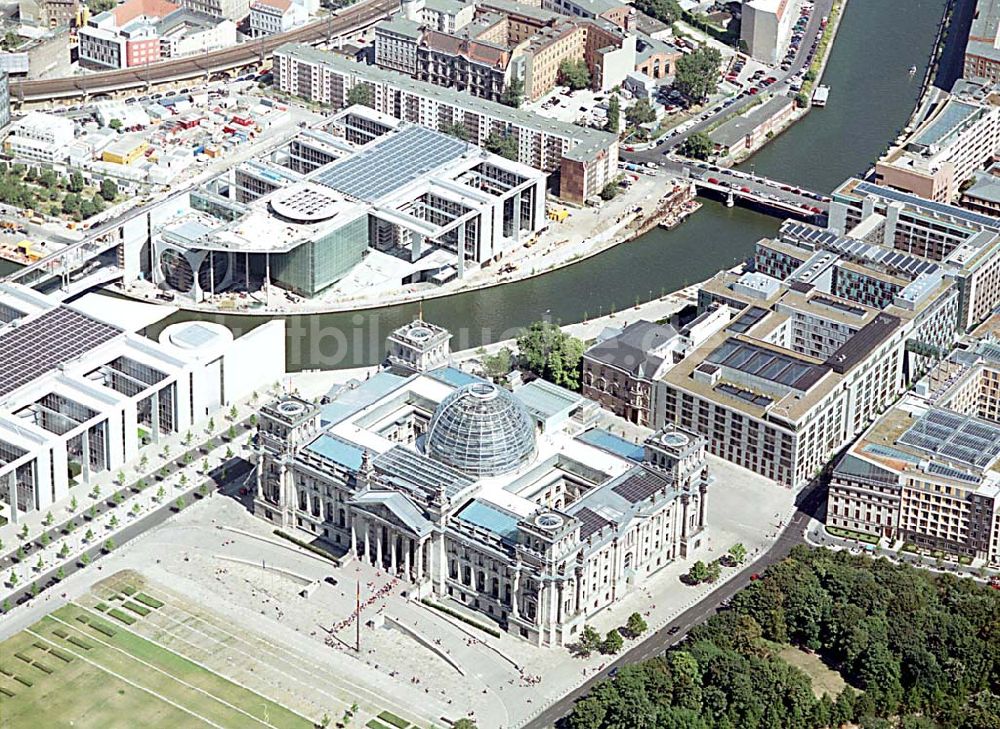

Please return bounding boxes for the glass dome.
[426,382,536,477]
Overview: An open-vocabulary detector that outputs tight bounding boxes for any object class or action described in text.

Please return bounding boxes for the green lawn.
[0,604,313,729]
[777,645,847,699]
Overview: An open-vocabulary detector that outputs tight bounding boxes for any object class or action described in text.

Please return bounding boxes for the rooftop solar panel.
[313,126,469,202]
[898,407,1000,469]
[0,307,122,399]
[575,507,612,539]
[611,467,673,504]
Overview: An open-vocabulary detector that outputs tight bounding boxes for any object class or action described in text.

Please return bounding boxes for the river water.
[2,0,947,370]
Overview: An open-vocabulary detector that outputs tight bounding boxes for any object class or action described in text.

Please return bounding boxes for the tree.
[55,566,65,581]
[139,453,149,471]
[91,484,101,499]
[70,495,78,511]
[59,543,70,558]
[632,0,683,24]
[706,560,722,583]
[68,170,85,193]
[558,59,591,90]
[162,444,171,459]
[453,721,478,729]
[680,131,714,160]
[114,491,124,505]
[688,560,709,583]
[20,523,28,540]
[108,118,123,130]
[229,405,239,421]
[1,599,11,613]
[516,321,585,390]
[675,46,722,102]
[179,474,188,488]
[80,552,90,566]
[440,120,465,141]
[482,347,513,382]
[207,418,215,433]
[599,182,619,201]
[626,612,648,637]
[156,485,166,501]
[40,533,50,547]
[62,193,79,215]
[8,570,18,586]
[109,515,119,528]
[85,527,95,542]
[579,624,602,656]
[346,84,373,108]
[227,425,237,440]
[16,546,25,561]
[132,503,141,516]
[88,505,97,520]
[44,511,54,526]
[225,445,234,459]
[175,496,186,510]
[484,131,518,161]
[202,458,210,473]
[626,99,657,127]
[501,77,524,108]
[99,178,117,201]
[601,628,624,654]
[184,431,194,446]
[35,554,44,571]
[728,543,747,566]
[103,538,116,553]
[605,94,620,134]
[31,582,39,597]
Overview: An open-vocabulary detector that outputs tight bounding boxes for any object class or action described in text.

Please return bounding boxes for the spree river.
[2,0,947,370]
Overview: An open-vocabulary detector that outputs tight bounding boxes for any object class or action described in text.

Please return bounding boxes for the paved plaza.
[2,440,794,728]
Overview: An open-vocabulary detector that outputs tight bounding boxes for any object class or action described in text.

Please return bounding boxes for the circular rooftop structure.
[425,382,536,478]
[269,183,344,224]
[659,431,690,448]
[159,321,233,355]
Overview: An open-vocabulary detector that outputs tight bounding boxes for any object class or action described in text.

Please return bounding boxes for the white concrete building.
[177,0,249,21]
[740,0,794,65]
[249,0,309,37]
[0,285,285,523]
[2,111,75,164]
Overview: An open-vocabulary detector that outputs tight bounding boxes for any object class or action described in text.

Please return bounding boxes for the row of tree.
[567,546,1000,728]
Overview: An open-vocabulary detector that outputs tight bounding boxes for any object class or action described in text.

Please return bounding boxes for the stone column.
[548,579,559,646]
[390,535,397,574]
[698,482,708,528]
[416,540,425,581]
[536,581,546,647]
[681,493,690,540]
[456,221,467,279]
[511,567,520,619]
[364,522,371,564]
[376,529,383,569]
[512,190,522,243]
[437,533,447,594]
[350,519,357,557]
[404,539,412,580]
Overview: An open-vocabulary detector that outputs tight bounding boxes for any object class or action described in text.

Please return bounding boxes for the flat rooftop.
[0,307,122,400]
[314,125,469,202]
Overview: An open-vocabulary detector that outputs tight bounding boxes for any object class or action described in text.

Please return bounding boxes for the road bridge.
[10,0,398,102]
[652,157,830,220]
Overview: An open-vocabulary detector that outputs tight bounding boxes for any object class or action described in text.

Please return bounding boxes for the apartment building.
[964,0,1000,83]
[874,94,1000,202]
[273,43,618,202]
[542,0,634,31]
[374,16,423,74]
[249,0,309,36]
[828,330,1000,567]
[831,178,1000,331]
[416,29,513,103]
[176,0,249,20]
[401,0,476,33]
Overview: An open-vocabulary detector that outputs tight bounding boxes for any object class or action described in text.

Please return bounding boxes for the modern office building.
[965,0,1000,83]
[874,94,1000,202]
[2,111,75,164]
[830,178,1000,332]
[273,42,619,203]
[0,284,284,525]
[827,326,1000,567]
[253,320,712,646]
[740,0,793,65]
[150,110,547,300]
